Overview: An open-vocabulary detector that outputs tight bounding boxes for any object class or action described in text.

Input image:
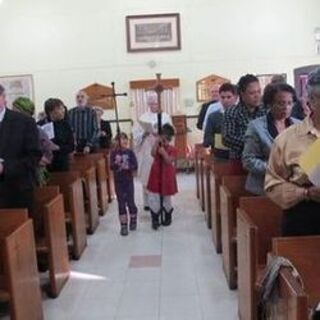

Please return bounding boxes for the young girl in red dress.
[147,124,178,230]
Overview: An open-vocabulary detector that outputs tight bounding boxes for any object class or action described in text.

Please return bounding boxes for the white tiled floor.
[44,173,238,319]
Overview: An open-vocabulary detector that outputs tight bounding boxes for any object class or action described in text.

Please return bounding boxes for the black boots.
[151,209,173,229]
[162,209,173,227]
[151,211,160,230]
[120,225,129,236]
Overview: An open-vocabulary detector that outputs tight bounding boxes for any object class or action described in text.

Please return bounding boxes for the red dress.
[147,145,178,196]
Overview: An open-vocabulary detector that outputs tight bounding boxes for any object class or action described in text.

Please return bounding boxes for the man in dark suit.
[196,84,220,130]
[0,85,40,214]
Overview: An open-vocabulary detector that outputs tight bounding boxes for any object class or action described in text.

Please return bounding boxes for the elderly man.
[196,84,220,130]
[132,91,172,210]
[0,85,40,214]
[68,91,99,153]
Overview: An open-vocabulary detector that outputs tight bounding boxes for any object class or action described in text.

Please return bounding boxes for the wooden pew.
[199,149,205,212]
[72,153,108,216]
[0,210,44,320]
[34,187,70,298]
[210,160,245,253]
[70,162,100,234]
[237,197,282,320]
[194,143,203,200]
[203,151,213,229]
[220,175,252,290]
[48,172,87,260]
[267,236,320,320]
[100,148,113,203]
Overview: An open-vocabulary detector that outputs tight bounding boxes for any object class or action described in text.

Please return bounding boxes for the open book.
[138,120,157,134]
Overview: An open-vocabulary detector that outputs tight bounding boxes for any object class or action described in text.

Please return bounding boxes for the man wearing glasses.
[69,91,99,153]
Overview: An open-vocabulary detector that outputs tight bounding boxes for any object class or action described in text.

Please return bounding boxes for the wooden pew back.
[34,188,70,297]
[237,197,282,320]
[49,172,87,259]
[220,175,251,290]
[44,194,70,297]
[273,236,320,307]
[210,160,246,253]
[0,211,43,320]
[70,163,99,234]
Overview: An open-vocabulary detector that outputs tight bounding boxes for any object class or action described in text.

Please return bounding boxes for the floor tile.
[129,255,162,268]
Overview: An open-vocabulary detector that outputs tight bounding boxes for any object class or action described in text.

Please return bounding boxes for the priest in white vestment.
[132,91,172,210]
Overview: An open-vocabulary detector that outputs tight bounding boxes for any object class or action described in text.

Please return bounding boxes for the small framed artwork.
[126,13,181,53]
[256,73,287,92]
[0,74,34,109]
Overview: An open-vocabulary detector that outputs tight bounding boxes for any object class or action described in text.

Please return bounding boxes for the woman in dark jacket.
[44,98,75,172]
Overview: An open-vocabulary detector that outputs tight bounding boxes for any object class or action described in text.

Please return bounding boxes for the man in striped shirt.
[68,91,99,153]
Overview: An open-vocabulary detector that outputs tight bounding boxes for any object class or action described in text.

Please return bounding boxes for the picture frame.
[126,13,181,53]
[0,74,34,109]
[256,73,287,92]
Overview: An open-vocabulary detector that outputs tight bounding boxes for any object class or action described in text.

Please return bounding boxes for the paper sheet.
[299,139,320,187]
[41,122,55,140]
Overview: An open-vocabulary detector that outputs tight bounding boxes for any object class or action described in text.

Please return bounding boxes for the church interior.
[1,0,320,319]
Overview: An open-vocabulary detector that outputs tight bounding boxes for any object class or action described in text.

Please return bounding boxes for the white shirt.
[203,102,223,130]
[0,107,6,123]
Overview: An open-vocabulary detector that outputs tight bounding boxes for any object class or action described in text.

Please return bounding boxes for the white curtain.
[130,88,180,121]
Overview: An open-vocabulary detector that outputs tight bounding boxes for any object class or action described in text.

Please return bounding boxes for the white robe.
[132,111,172,187]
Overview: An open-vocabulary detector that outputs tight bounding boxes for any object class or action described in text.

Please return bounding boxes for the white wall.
[0,0,320,127]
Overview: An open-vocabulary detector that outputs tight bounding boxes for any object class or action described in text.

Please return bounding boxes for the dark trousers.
[115,179,137,225]
[282,201,320,236]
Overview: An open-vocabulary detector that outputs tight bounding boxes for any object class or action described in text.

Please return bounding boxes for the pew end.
[220,175,251,290]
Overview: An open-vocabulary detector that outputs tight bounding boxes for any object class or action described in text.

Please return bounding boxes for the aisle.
[44,173,238,320]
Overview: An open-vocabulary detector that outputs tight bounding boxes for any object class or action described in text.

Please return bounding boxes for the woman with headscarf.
[12,97,58,184]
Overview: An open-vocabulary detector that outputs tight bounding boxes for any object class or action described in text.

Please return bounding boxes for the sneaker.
[120,225,129,236]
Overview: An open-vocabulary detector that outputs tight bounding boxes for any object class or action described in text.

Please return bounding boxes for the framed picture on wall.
[0,74,34,109]
[256,73,287,92]
[126,13,181,52]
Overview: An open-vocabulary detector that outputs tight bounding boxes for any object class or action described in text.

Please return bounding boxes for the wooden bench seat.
[48,172,87,260]
[210,160,245,253]
[72,153,108,216]
[70,162,100,234]
[0,209,43,319]
[34,187,70,298]
[267,236,320,320]
[194,144,203,200]
[220,175,252,290]
[237,196,282,320]
[203,152,213,229]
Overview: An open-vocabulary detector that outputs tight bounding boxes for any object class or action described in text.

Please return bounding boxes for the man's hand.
[308,187,320,202]
[0,163,3,175]
[83,146,91,154]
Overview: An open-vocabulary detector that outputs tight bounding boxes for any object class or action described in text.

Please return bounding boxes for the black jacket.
[0,109,41,208]
[49,120,75,172]
[196,100,217,130]
[99,120,112,149]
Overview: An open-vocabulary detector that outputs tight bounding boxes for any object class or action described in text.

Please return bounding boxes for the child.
[110,132,138,236]
[147,124,178,230]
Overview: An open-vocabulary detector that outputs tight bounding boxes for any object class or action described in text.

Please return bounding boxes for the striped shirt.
[68,106,99,147]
